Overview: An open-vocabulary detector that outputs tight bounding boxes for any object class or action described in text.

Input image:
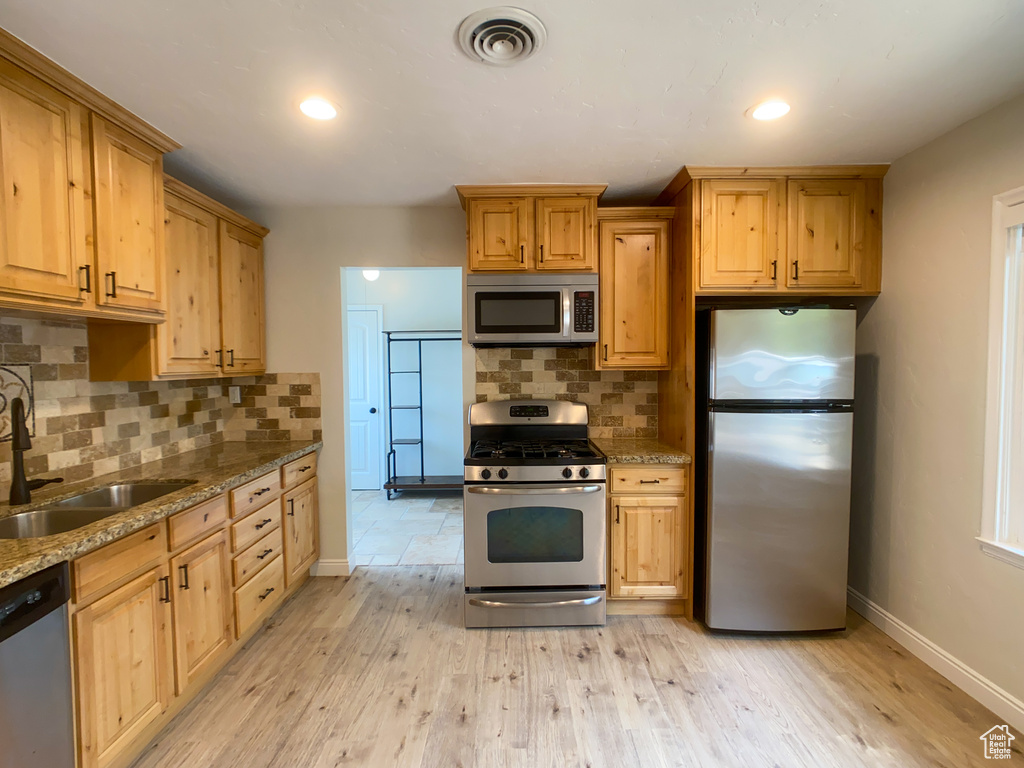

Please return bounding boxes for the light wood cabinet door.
[74,565,173,768]
[598,219,670,369]
[92,115,165,313]
[219,220,266,373]
[169,530,233,695]
[467,198,529,270]
[786,179,867,290]
[0,59,89,304]
[283,476,319,587]
[160,194,221,376]
[535,197,596,271]
[609,495,687,598]
[699,179,781,290]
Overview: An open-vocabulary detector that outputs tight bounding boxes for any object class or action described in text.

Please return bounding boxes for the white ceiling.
[3,1,1024,210]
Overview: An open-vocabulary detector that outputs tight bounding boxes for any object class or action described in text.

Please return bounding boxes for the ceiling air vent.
[458,7,547,66]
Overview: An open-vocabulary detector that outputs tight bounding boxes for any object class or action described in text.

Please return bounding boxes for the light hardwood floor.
[129,567,1021,768]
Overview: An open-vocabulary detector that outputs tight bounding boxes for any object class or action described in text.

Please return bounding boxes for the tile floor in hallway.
[349,489,463,565]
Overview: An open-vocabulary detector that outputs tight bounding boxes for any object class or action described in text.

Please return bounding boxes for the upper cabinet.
[91,116,165,315]
[597,209,673,370]
[0,29,180,321]
[0,58,89,306]
[457,184,605,272]
[658,166,887,296]
[88,177,269,381]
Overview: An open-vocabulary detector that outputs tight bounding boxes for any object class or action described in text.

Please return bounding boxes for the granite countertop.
[0,440,321,590]
[594,438,692,465]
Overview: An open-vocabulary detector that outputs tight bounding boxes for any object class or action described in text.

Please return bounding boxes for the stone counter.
[594,438,692,465]
[0,440,321,589]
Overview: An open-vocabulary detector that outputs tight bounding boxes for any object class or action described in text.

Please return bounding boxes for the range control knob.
[498,468,509,480]
[480,469,491,480]
[562,467,573,479]
[579,467,590,478]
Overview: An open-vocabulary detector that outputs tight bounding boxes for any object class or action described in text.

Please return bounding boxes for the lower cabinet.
[608,466,689,600]
[169,530,233,695]
[70,450,320,768]
[283,476,319,587]
[74,565,173,768]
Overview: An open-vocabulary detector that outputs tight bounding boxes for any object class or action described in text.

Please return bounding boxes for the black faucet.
[9,397,63,505]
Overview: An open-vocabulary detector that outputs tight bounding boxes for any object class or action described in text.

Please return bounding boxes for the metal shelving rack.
[383,330,463,499]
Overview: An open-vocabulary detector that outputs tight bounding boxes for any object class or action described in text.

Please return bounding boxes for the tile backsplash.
[475,347,658,439]
[0,317,321,488]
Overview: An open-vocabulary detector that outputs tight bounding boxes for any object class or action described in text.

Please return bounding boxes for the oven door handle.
[466,484,603,495]
[468,596,603,609]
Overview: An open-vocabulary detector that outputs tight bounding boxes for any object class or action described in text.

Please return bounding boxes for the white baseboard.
[311,559,350,577]
[847,586,1024,732]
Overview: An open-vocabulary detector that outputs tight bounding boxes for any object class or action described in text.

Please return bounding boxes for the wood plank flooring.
[129,567,1022,768]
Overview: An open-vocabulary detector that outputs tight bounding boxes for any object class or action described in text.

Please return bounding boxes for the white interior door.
[347,307,383,490]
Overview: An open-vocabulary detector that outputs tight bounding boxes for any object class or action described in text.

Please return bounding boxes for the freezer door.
[710,308,856,401]
[706,410,853,631]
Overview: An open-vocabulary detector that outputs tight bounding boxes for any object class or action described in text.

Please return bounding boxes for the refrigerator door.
[710,309,856,401]
[706,409,853,631]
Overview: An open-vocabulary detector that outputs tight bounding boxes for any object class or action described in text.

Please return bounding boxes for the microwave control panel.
[573,291,595,333]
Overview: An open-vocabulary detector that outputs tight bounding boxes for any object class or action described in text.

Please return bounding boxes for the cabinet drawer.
[230,499,280,552]
[609,467,688,495]
[281,453,317,489]
[167,494,228,551]
[73,523,167,605]
[234,554,284,638]
[230,471,281,518]
[233,528,283,587]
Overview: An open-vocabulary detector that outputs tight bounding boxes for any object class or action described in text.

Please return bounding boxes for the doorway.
[342,267,466,566]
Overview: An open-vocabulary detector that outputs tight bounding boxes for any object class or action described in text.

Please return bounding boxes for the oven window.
[486,506,584,563]
[475,292,562,334]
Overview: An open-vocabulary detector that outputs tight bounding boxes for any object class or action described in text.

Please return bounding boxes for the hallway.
[349,489,463,566]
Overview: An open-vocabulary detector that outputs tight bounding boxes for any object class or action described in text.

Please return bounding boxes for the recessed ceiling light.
[362,269,380,282]
[299,96,338,120]
[749,100,791,120]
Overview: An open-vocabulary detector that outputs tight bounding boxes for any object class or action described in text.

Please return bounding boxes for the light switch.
[229,386,241,405]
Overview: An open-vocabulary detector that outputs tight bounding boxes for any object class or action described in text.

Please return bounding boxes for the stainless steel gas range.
[463,399,607,628]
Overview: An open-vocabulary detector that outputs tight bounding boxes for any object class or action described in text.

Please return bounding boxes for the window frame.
[980,185,1024,568]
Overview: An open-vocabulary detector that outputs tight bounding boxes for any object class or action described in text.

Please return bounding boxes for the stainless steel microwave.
[467,274,598,347]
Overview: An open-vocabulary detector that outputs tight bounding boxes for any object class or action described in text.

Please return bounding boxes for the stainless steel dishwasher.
[0,562,75,768]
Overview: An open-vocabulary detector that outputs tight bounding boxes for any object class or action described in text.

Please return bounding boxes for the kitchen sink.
[0,481,196,539]
[45,481,196,510]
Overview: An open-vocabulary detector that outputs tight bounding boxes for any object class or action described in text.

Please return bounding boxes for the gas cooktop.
[467,439,604,462]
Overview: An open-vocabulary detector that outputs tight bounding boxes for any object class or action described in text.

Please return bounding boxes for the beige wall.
[254,206,471,565]
[851,93,1024,703]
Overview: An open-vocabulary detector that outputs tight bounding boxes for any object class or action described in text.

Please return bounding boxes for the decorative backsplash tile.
[224,373,322,444]
[0,316,322,488]
[0,365,34,441]
[475,347,658,439]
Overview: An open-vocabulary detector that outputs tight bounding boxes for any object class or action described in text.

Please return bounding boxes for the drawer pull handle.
[179,564,190,590]
[639,479,661,484]
[257,549,273,560]
[255,518,273,530]
[258,587,275,601]
[252,487,271,497]
[299,465,312,472]
[159,576,171,603]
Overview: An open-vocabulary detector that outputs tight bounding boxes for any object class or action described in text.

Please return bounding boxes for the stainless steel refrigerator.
[702,308,855,632]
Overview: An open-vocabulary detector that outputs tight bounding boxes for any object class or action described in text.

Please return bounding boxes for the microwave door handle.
[563,290,571,338]
[466,485,603,495]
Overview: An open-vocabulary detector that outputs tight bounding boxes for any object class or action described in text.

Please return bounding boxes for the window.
[981,186,1024,566]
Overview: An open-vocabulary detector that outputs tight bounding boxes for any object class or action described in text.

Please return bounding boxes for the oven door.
[468,285,570,345]
[464,483,606,588]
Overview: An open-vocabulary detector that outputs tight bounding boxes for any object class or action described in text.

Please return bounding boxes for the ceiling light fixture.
[749,100,791,121]
[362,269,380,281]
[299,96,338,120]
